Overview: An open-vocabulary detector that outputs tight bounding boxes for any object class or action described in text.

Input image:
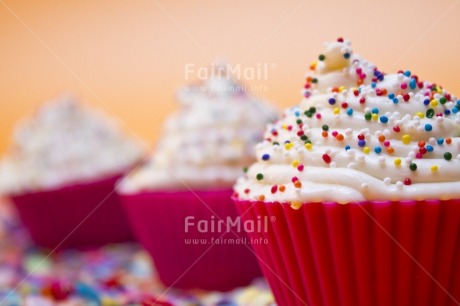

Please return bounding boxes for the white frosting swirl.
[0,95,145,194]
[119,67,278,193]
[235,39,460,204]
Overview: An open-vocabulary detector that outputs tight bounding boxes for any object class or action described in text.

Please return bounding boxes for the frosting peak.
[304,38,377,96]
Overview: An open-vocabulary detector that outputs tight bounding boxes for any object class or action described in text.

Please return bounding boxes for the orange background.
[1,0,459,154]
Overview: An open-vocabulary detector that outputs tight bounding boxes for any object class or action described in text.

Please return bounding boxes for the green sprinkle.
[322,124,329,131]
[309,107,316,114]
[440,97,447,104]
[256,173,264,180]
[296,119,302,125]
[243,166,248,173]
[409,163,417,171]
[364,112,372,120]
[426,109,435,118]
[444,152,452,160]
[319,54,326,61]
[311,78,318,84]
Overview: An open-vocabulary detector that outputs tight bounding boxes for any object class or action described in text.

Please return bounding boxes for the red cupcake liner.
[234,199,460,306]
[11,174,133,249]
[120,189,261,291]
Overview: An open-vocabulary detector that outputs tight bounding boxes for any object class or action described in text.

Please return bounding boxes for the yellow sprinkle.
[281,124,288,130]
[292,160,299,167]
[431,165,438,172]
[311,61,317,69]
[436,87,442,94]
[284,143,294,150]
[333,107,340,115]
[394,158,401,166]
[416,112,424,118]
[339,86,346,92]
[372,113,378,121]
[290,201,302,210]
[305,143,313,150]
[363,147,370,154]
[430,99,438,107]
[402,134,411,145]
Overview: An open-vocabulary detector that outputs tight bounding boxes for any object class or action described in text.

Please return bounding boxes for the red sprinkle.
[271,185,278,194]
[403,94,410,102]
[404,178,412,185]
[297,164,304,171]
[393,126,401,132]
[322,154,332,164]
[291,176,299,182]
[359,97,366,104]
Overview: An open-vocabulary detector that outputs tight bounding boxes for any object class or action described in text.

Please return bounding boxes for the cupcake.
[118,64,278,291]
[0,94,144,249]
[233,38,460,306]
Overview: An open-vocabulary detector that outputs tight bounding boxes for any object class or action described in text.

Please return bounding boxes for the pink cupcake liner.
[11,174,133,249]
[234,199,460,306]
[120,189,261,291]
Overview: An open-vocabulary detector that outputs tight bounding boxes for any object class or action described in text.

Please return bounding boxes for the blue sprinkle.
[457,100,460,106]
[344,53,351,59]
[426,145,434,152]
[371,82,376,88]
[423,99,430,106]
[358,140,366,147]
[262,154,270,161]
[371,108,379,114]
[380,116,388,123]
[75,282,100,303]
[445,109,451,116]
[347,108,354,116]
[452,107,459,114]
[329,98,336,105]
[374,146,382,154]
[295,110,300,116]
[393,98,399,104]
[388,93,395,99]
[424,124,432,131]
[437,138,444,145]
[345,145,351,151]
[404,70,411,77]
[284,140,291,144]
[409,78,417,89]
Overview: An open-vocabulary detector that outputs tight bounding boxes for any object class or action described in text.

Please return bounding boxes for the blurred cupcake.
[233,38,460,306]
[0,94,144,249]
[118,64,278,291]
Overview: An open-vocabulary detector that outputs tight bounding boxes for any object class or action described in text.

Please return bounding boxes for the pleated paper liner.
[120,189,262,291]
[11,173,133,249]
[234,199,460,306]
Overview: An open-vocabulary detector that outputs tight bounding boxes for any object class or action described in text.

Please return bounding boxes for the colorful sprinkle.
[402,135,411,145]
